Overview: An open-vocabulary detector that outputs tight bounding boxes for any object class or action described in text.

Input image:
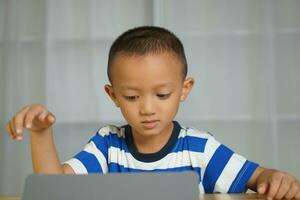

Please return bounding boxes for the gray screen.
[22,171,199,200]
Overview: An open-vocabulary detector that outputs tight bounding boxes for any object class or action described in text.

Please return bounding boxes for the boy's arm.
[30,127,74,174]
[247,166,300,199]
[6,104,74,174]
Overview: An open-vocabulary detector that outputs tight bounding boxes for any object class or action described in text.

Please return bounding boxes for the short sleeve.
[201,135,258,193]
[64,130,110,174]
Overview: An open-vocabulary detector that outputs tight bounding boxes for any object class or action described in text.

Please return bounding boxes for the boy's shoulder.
[179,124,214,139]
[96,124,125,138]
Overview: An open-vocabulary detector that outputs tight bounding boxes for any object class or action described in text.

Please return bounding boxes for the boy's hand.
[6,104,56,141]
[256,168,300,200]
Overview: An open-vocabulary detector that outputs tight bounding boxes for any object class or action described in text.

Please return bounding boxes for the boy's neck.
[132,123,174,154]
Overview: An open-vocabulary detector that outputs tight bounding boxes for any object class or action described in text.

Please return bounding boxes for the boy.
[6,26,300,199]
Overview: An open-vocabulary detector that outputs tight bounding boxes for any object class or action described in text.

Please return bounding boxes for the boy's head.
[105,26,194,145]
[107,26,188,84]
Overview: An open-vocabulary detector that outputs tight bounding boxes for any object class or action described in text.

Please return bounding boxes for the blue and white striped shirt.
[65,121,258,193]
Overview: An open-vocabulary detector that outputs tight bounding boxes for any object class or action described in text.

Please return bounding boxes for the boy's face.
[105,53,194,140]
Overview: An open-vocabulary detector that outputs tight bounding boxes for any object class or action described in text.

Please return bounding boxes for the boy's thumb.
[257,182,267,194]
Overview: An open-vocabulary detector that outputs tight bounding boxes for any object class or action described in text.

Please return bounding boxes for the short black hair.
[107,26,188,83]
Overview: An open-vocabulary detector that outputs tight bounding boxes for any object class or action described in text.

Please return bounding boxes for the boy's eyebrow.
[119,82,175,90]
[119,86,141,91]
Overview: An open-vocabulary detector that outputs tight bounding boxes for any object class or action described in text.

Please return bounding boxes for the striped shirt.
[65,121,258,193]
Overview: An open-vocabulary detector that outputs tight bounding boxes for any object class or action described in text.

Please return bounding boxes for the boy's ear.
[104,84,120,107]
[180,77,194,102]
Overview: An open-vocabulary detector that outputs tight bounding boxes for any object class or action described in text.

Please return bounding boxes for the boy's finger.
[274,178,291,199]
[6,123,14,139]
[38,110,48,122]
[295,189,300,199]
[9,120,22,140]
[12,120,23,141]
[47,113,56,124]
[267,178,281,199]
[20,105,31,114]
[14,112,26,135]
[13,106,31,132]
[257,182,267,194]
[36,112,55,127]
[9,120,17,138]
[284,181,299,200]
[40,113,55,128]
[24,109,40,128]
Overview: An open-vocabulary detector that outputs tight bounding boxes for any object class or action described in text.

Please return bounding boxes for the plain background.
[0,0,299,195]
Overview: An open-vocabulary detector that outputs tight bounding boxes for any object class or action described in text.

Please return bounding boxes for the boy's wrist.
[29,126,53,138]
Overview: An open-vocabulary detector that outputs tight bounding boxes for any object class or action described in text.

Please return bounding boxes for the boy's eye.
[124,95,139,101]
[157,93,171,100]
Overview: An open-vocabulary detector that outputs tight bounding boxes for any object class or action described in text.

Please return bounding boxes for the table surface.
[0,193,267,200]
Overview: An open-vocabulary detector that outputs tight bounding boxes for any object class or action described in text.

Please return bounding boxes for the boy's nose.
[139,98,155,116]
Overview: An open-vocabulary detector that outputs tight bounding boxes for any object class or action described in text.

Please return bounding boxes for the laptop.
[22,171,199,200]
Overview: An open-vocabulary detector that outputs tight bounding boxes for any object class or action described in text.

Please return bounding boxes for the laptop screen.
[22,171,199,200]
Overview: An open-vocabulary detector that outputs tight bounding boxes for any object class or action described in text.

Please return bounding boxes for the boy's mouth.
[141,120,159,129]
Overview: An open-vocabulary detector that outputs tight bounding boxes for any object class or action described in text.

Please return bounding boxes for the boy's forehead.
[110,53,183,87]
[111,53,183,73]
